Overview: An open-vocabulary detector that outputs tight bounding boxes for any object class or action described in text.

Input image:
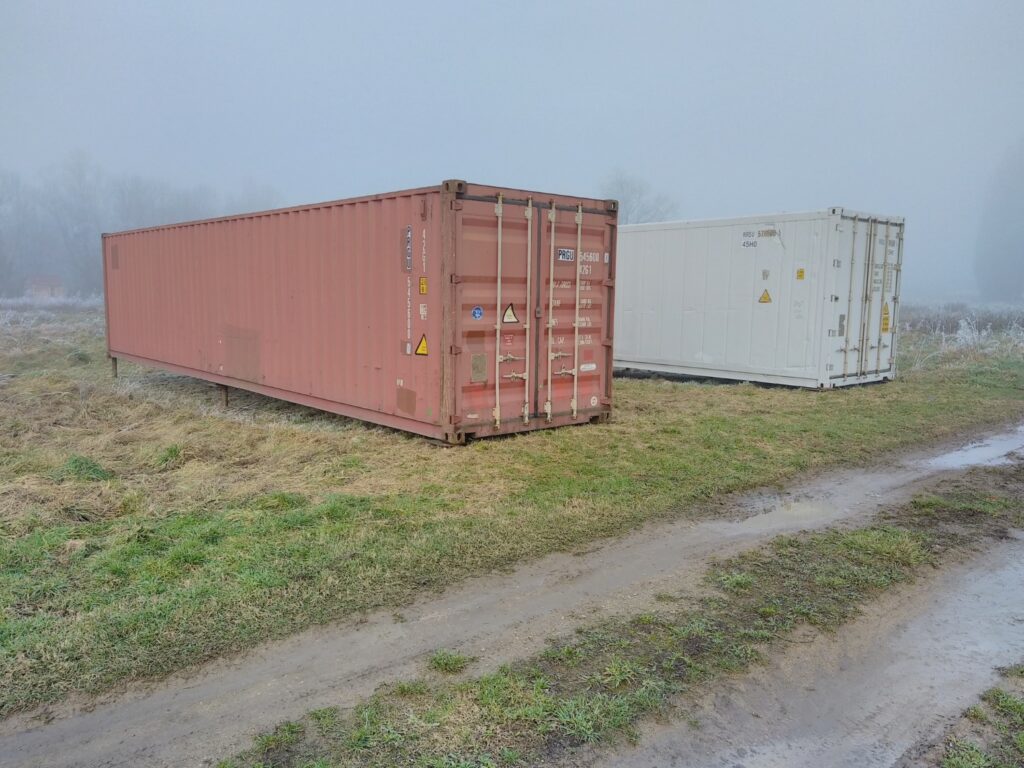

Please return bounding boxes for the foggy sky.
[3,0,1023,301]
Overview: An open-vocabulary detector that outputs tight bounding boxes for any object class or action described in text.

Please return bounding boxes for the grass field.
[2,308,1024,714]
[218,463,1024,767]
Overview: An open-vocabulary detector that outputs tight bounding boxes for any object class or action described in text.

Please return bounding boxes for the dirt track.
[586,534,1024,768]
[2,424,1022,768]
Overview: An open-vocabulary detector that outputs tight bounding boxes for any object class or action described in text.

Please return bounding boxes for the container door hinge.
[450,200,464,211]
[449,345,462,355]
[830,295,840,302]
[602,338,613,347]
[833,258,842,268]
[602,278,615,287]
[450,275,463,284]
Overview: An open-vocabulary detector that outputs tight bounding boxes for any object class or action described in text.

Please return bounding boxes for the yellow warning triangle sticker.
[881,302,891,333]
[414,334,428,356]
[758,289,772,304]
[502,303,519,324]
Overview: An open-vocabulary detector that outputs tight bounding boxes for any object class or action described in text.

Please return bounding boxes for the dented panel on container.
[614,208,904,389]
[103,181,616,442]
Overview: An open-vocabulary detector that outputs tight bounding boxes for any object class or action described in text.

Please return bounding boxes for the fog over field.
[1,0,1022,301]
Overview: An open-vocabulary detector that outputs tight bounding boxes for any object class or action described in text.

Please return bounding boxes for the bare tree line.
[0,155,277,297]
[601,170,678,225]
[0,165,676,299]
[1,158,1016,303]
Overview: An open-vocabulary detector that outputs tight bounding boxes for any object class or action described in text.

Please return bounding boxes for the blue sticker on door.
[471,306,484,320]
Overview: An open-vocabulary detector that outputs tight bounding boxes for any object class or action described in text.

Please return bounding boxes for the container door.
[831,218,901,380]
[451,195,613,433]
[535,203,614,422]
[832,217,867,381]
[451,195,537,429]
[868,222,900,375]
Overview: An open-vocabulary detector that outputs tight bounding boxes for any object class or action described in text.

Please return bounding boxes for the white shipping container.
[615,208,904,388]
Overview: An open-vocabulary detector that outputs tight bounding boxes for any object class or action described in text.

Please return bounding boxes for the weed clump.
[54,455,113,482]
[155,444,183,469]
[429,650,473,674]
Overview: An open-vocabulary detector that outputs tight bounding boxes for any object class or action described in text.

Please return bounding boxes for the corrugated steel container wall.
[614,208,904,388]
[103,181,617,443]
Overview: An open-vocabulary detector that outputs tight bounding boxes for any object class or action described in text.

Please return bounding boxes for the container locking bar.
[570,203,583,419]
[857,219,877,377]
[841,218,858,378]
[493,193,504,427]
[522,199,533,423]
[544,205,556,421]
[875,221,892,374]
[889,227,906,371]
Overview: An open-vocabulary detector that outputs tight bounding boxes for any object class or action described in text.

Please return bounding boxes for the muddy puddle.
[3,424,1024,768]
[921,424,1024,470]
[592,535,1024,768]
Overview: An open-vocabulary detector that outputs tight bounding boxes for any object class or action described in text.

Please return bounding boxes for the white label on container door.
[872,264,884,292]
[557,248,575,262]
[580,362,597,372]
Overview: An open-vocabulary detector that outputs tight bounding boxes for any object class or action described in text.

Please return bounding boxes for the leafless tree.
[601,170,678,225]
[0,155,279,296]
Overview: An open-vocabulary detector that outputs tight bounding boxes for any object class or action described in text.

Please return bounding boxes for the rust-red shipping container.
[103,181,618,443]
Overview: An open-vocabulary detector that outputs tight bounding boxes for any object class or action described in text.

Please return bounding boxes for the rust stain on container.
[102,181,618,443]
